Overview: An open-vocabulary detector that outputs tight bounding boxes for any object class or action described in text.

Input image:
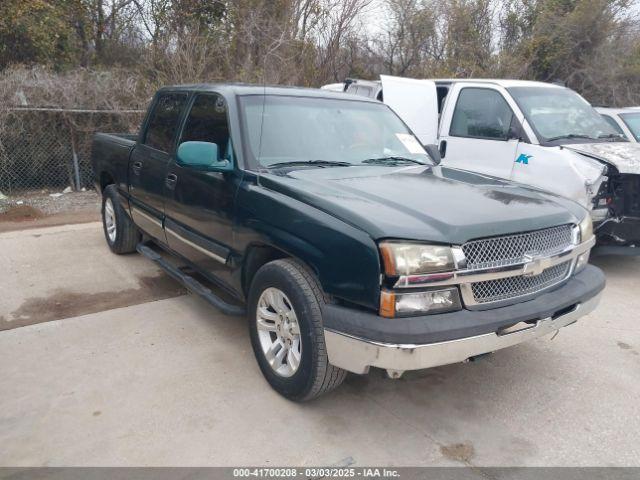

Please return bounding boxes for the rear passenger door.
[439,85,521,180]
[129,92,188,241]
[163,93,239,287]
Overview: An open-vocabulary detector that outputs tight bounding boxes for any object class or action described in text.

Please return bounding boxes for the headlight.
[379,242,455,275]
[579,215,593,242]
[380,288,462,318]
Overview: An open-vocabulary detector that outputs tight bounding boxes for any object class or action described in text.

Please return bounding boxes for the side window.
[346,84,358,95]
[601,114,626,137]
[347,84,370,98]
[180,94,231,159]
[436,86,449,114]
[357,86,372,98]
[143,93,188,153]
[450,88,514,140]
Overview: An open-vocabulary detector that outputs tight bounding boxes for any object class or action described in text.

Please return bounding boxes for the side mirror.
[507,120,523,141]
[177,141,233,171]
[424,144,441,165]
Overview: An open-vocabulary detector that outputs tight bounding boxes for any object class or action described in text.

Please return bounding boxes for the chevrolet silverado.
[92,84,605,400]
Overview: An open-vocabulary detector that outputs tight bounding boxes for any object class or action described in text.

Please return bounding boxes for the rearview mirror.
[177,141,233,171]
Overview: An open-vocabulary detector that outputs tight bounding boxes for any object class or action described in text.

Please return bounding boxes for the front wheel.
[248,259,347,401]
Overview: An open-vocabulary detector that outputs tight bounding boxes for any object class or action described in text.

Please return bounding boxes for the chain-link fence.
[0,108,144,195]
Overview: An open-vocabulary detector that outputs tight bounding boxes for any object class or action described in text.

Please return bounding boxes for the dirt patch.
[617,341,639,356]
[0,191,100,232]
[3,273,186,331]
[0,205,45,222]
[617,341,632,350]
[0,211,99,233]
[440,442,475,464]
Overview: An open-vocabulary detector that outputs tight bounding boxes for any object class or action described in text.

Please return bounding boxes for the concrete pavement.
[0,223,184,330]
[0,223,639,466]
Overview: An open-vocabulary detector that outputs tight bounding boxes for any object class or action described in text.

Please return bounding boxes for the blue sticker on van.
[516,154,532,165]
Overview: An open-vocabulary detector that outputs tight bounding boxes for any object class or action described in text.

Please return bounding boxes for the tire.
[248,258,347,401]
[101,184,140,254]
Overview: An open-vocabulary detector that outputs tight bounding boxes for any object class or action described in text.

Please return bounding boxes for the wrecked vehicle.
[92,84,604,400]
[328,76,640,252]
[597,107,640,143]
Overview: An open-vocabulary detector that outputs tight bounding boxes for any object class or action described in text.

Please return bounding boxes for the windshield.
[508,86,619,142]
[238,95,431,169]
[620,112,640,141]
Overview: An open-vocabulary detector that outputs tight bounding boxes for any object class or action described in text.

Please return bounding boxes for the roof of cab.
[595,106,640,114]
[156,83,379,102]
[345,77,566,89]
[433,79,565,89]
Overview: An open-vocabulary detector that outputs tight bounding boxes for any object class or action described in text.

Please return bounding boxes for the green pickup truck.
[92,84,605,400]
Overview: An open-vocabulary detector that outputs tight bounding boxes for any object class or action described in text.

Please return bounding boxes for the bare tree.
[372,0,438,76]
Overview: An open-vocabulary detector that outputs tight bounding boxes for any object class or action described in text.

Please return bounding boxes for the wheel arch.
[242,243,320,298]
[99,171,116,194]
[242,242,330,298]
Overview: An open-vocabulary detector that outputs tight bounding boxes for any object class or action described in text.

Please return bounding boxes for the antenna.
[256,42,269,177]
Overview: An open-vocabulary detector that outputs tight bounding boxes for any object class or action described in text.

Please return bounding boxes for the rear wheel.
[101,185,139,254]
[248,259,347,401]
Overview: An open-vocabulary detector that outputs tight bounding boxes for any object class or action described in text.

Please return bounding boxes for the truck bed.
[91,132,138,194]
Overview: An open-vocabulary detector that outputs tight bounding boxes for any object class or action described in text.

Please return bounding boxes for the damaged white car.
[596,107,640,143]
[326,76,640,253]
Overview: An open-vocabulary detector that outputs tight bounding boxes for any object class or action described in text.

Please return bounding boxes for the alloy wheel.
[256,287,302,377]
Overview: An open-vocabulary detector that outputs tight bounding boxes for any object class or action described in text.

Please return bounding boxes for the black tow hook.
[466,352,492,363]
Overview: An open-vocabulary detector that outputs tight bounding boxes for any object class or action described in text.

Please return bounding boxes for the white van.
[326,76,640,252]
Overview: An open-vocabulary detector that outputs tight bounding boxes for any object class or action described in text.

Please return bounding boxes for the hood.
[564,142,640,174]
[258,165,584,245]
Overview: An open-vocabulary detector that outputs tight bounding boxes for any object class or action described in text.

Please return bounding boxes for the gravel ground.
[0,190,101,231]
[0,189,100,216]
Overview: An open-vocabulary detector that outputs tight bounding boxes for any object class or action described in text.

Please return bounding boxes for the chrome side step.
[136,243,246,316]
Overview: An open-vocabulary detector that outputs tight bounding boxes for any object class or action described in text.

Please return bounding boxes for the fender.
[234,181,381,310]
[564,142,640,175]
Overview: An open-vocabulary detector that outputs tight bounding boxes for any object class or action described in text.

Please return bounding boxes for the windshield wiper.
[361,156,428,166]
[598,133,624,139]
[268,160,352,169]
[545,134,594,142]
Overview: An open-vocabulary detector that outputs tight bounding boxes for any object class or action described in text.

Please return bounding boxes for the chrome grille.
[462,224,574,270]
[470,261,572,304]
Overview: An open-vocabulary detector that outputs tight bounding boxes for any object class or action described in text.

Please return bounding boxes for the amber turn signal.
[379,290,396,318]
[379,243,398,276]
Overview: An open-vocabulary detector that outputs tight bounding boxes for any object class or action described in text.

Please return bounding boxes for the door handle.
[132,161,143,174]
[165,173,178,190]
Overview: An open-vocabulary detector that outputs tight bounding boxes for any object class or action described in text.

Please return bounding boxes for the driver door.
[163,92,239,288]
[439,85,521,180]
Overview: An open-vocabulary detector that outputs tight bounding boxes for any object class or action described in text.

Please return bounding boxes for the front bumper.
[324,265,605,376]
[593,172,640,250]
[595,216,640,251]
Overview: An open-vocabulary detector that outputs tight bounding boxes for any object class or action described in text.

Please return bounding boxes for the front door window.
[450,88,514,140]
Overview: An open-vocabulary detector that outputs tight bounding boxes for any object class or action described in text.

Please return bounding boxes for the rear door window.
[143,93,189,153]
[450,88,514,140]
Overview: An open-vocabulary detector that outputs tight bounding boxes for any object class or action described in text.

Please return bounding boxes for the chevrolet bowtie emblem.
[522,252,546,277]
